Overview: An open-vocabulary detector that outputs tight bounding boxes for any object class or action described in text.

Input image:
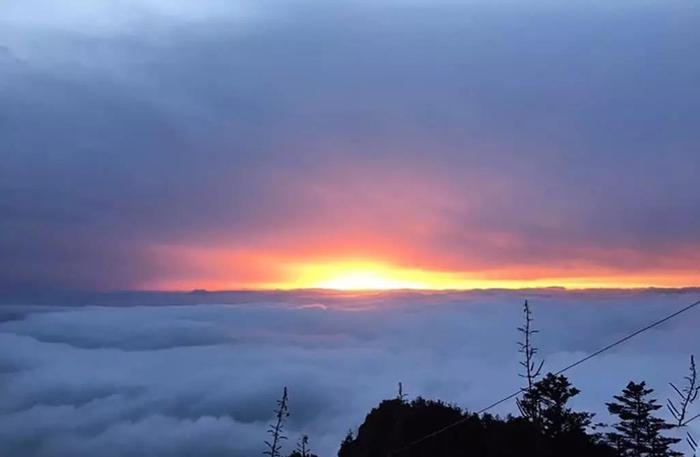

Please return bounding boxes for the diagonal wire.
[389,298,700,456]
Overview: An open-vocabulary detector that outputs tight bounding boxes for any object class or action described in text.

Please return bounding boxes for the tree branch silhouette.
[516,300,545,420]
[667,355,699,427]
[264,387,289,457]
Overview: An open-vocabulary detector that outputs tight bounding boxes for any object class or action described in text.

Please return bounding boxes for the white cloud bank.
[1,289,699,456]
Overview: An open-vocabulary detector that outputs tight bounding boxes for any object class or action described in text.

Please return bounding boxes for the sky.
[1,0,700,292]
[1,289,699,457]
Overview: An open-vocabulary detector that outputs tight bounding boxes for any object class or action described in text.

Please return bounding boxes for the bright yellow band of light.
[144,245,700,291]
[256,260,700,291]
[280,261,446,290]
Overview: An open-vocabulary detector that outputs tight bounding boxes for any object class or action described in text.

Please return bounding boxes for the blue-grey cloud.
[1,289,699,456]
[1,0,699,289]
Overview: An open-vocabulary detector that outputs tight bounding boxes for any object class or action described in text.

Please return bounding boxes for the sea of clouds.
[1,289,699,457]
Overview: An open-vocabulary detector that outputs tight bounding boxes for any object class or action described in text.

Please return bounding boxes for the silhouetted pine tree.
[288,434,318,457]
[298,435,310,457]
[606,381,680,457]
[519,373,594,439]
[338,429,355,457]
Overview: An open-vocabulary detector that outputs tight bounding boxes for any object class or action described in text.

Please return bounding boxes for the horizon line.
[6,285,700,295]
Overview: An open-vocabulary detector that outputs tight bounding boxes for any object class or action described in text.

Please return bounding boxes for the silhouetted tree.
[265,387,290,457]
[338,429,355,457]
[667,355,699,457]
[687,433,697,457]
[516,300,545,421]
[668,355,699,426]
[288,451,318,457]
[298,435,310,457]
[398,382,407,402]
[607,381,680,457]
[288,434,318,457]
[519,373,594,439]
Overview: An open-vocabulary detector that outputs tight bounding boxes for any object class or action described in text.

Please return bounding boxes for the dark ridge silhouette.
[337,395,615,457]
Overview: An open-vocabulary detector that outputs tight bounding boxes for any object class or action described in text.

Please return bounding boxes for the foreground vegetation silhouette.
[334,375,685,457]
[264,301,697,457]
[338,395,609,457]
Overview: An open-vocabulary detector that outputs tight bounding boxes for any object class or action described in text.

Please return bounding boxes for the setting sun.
[312,269,426,290]
[282,262,431,290]
[282,262,433,290]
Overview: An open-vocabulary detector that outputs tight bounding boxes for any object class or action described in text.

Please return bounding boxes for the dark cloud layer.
[1,289,699,456]
[1,1,700,289]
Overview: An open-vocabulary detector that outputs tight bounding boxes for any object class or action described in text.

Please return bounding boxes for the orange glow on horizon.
[144,245,700,292]
[256,261,700,291]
